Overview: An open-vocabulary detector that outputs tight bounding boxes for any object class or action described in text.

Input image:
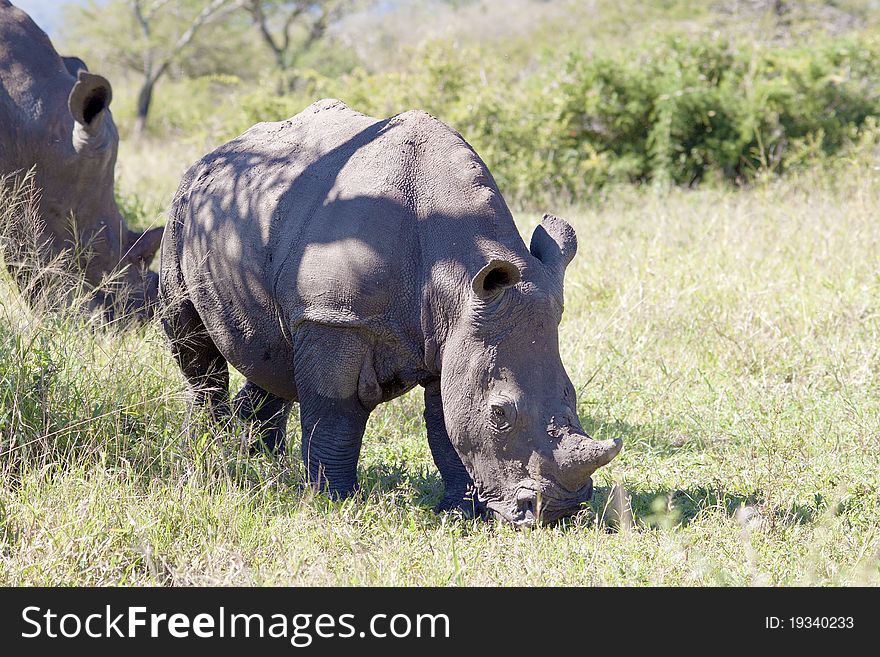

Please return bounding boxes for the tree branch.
[144,0,174,21]
[130,0,153,77]
[247,1,351,70]
[248,0,284,59]
[135,0,243,85]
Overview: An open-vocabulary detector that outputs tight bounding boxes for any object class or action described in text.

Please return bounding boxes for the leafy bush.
[308,33,880,204]
[129,33,880,206]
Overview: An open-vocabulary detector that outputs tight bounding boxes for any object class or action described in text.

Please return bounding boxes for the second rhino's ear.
[472,259,522,301]
[68,70,112,128]
[62,56,89,77]
[127,226,164,265]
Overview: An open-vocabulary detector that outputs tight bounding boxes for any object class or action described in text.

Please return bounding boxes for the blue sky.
[14,0,458,39]
[14,0,96,36]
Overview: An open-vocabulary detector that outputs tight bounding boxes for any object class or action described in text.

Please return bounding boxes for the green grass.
[0,156,878,585]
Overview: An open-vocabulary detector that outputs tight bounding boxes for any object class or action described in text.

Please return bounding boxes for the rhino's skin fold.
[160,98,622,527]
[0,1,162,319]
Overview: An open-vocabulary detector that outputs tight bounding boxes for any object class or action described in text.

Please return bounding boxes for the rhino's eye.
[489,399,517,432]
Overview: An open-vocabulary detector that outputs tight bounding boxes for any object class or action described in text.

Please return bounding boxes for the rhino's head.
[42,66,162,319]
[440,214,621,528]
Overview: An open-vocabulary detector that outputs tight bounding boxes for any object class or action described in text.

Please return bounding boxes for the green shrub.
[128,33,880,207]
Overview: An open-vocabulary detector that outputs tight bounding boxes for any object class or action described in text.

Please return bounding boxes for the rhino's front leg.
[423,379,482,517]
[298,394,368,496]
[294,326,373,498]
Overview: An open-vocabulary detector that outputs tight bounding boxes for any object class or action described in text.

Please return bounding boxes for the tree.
[130,0,244,133]
[63,0,246,134]
[245,1,354,91]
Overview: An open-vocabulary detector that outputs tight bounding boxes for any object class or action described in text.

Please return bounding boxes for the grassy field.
[0,139,878,585]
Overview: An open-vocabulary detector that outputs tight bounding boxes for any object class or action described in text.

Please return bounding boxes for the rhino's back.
[175,99,487,391]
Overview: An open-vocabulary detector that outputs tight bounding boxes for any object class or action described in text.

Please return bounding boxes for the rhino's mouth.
[486,477,595,528]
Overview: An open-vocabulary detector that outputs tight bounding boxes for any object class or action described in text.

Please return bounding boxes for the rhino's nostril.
[516,488,538,519]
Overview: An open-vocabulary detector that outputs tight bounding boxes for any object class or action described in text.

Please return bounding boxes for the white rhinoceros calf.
[160,99,621,527]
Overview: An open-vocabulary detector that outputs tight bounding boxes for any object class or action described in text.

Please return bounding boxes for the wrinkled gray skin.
[161,99,622,527]
[0,1,162,318]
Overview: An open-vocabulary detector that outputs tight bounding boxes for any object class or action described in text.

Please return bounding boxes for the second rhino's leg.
[233,380,293,454]
[423,379,481,516]
[293,325,375,498]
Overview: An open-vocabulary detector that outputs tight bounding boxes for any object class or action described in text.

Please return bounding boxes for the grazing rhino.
[0,1,162,318]
[160,99,622,527]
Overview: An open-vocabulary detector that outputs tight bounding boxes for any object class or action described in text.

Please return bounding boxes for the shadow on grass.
[357,460,823,533]
[587,485,822,530]
[359,461,445,510]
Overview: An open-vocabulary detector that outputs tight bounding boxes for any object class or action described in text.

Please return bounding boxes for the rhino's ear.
[62,56,89,77]
[530,213,577,268]
[68,70,112,128]
[127,226,164,265]
[472,259,521,301]
[530,213,577,305]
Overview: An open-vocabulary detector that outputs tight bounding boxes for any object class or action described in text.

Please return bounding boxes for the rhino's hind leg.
[293,325,373,498]
[161,294,230,433]
[423,380,482,517]
[233,380,293,454]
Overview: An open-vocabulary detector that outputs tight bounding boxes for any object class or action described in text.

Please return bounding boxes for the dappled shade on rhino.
[160,99,621,527]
